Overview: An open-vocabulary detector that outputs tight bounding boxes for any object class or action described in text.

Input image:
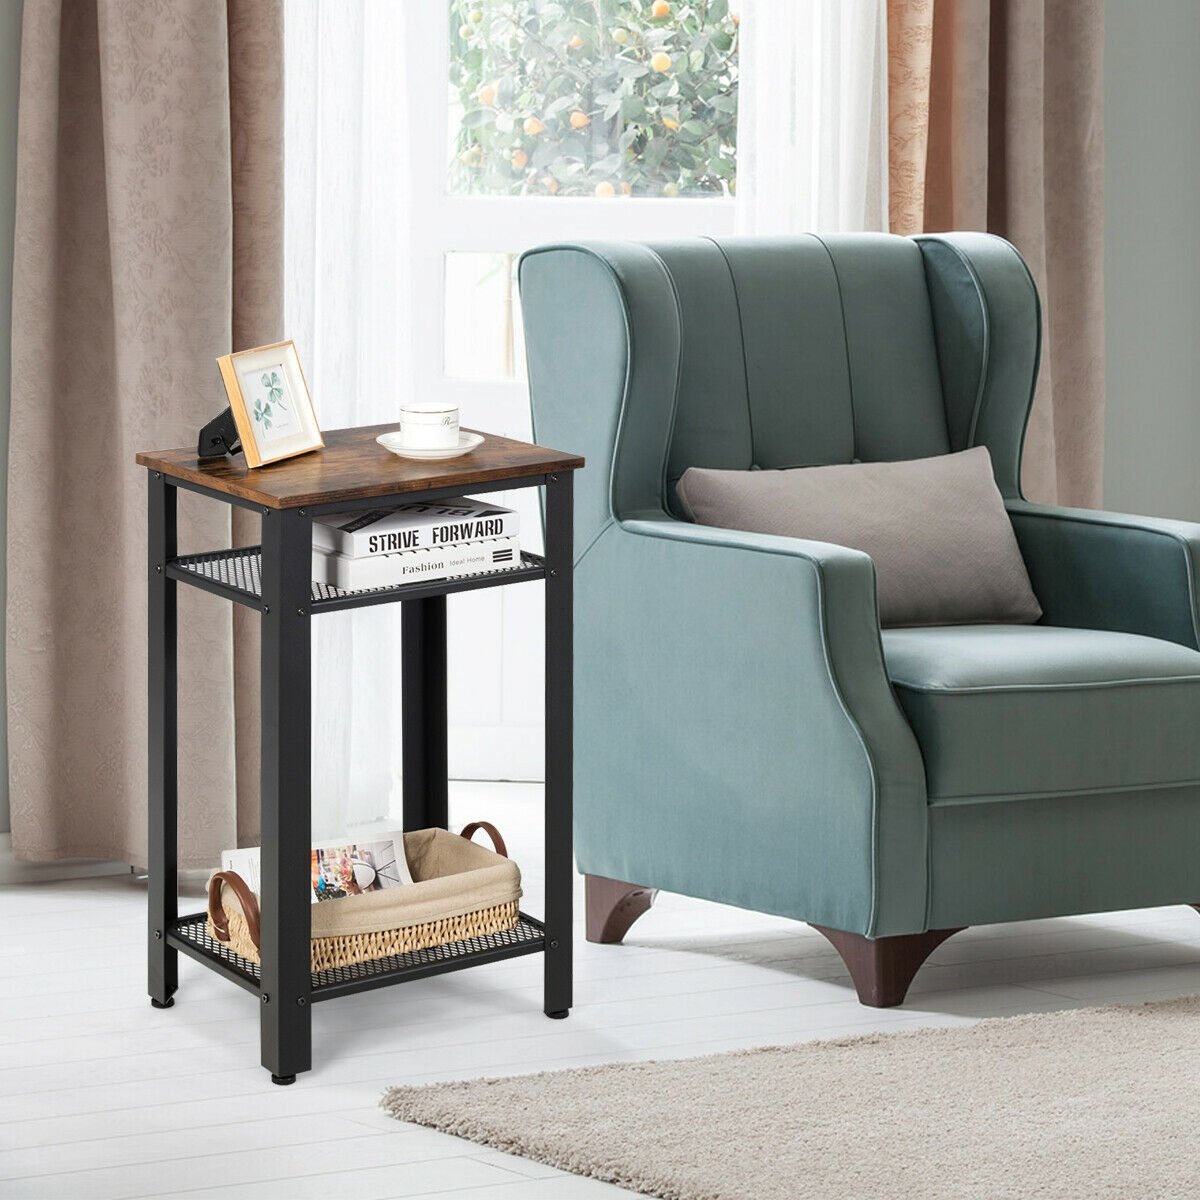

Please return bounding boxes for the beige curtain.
[7,0,281,865]
[888,0,1105,507]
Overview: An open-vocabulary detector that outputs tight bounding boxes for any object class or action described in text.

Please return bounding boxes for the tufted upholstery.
[659,236,951,499]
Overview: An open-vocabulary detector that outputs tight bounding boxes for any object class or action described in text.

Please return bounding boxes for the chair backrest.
[519,232,1041,554]
[651,234,952,513]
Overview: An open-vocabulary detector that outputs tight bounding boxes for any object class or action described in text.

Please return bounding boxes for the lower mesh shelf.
[168,911,546,998]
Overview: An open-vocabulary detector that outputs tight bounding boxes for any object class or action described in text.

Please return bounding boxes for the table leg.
[259,508,313,1084]
[401,596,449,831]
[543,472,574,1019]
[147,474,178,1009]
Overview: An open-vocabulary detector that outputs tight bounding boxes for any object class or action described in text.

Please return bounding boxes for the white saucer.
[376,430,484,461]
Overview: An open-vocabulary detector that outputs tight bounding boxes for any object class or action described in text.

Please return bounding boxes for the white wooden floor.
[3,781,1199,1199]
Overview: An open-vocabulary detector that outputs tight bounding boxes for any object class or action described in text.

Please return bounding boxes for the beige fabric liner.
[383,995,1200,1200]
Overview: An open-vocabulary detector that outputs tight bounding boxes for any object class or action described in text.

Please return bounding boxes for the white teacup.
[399,403,459,450]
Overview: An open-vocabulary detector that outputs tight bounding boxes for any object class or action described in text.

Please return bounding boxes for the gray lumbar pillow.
[675,446,1042,628]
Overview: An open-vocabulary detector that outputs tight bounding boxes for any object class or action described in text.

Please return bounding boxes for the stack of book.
[312,496,520,591]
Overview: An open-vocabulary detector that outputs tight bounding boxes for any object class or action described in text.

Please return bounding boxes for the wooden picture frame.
[217,340,324,468]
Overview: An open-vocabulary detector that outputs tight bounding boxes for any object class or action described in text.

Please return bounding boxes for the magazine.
[220,832,414,904]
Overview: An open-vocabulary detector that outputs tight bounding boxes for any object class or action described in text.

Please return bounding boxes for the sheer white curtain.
[284,0,412,837]
[736,0,889,233]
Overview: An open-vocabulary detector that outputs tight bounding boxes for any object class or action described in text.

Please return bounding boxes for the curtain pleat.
[1038,1,1105,509]
[923,0,991,230]
[7,0,282,865]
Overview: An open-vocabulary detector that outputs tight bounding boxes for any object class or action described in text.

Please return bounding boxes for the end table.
[136,424,583,1084]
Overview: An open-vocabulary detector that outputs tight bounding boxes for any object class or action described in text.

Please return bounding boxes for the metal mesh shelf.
[168,545,544,612]
[167,911,546,1000]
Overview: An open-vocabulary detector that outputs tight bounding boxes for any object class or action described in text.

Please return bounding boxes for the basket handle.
[460,821,508,858]
[207,870,261,952]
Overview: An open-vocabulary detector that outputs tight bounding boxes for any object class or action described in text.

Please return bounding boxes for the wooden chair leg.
[811,924,965,1007]
[585,874,658,944]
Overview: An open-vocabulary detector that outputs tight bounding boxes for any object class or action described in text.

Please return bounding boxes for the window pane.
[448,1,739,198]
[444,252,526,380]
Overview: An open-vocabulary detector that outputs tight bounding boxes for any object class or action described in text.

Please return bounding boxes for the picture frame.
[217,340,324,468]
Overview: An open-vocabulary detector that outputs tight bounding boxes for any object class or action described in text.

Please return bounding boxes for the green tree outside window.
[448,0,739,198]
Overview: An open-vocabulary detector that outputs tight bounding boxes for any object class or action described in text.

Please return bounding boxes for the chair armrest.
[574,516,928,937]
[1007,499,1200,649]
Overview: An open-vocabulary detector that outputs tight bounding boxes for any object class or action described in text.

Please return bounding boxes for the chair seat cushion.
[882,625,1200,802]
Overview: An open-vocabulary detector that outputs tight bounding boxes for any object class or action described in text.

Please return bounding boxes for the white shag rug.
[382,996,1200,1200]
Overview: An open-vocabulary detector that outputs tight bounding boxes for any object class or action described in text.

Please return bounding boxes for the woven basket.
[206,823,521,972]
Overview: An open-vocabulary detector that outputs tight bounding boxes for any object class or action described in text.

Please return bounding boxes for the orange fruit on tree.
[569,110,590,129]
[476,83,497,106]
[567,34,584,49]
[650,51,672,72]
[651,1,670,18]
[620,181,633,195]
[523,116,546,135]
[594,181,616,197]
[662,115,680,130]
[458,24,473,39]
[511,149,528,169]
[542,175,559,194]
[662,181,680,197]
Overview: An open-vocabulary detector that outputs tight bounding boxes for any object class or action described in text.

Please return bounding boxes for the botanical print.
[238,362,298,444]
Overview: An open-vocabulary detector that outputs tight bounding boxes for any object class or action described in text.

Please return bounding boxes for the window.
[409,2,739,395]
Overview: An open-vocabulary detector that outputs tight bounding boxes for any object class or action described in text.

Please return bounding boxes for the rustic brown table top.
[136,424,584,510]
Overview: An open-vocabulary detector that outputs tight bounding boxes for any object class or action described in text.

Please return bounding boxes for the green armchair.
[519,233,1200,1006]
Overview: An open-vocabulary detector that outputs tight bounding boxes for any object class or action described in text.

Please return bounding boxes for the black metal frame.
[148,473,178,1010]
[146,468,574,1083]
[542,472,573,1019]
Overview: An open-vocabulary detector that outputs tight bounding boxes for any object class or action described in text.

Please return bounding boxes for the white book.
[312,535,521,592]
[312,496,519,558]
